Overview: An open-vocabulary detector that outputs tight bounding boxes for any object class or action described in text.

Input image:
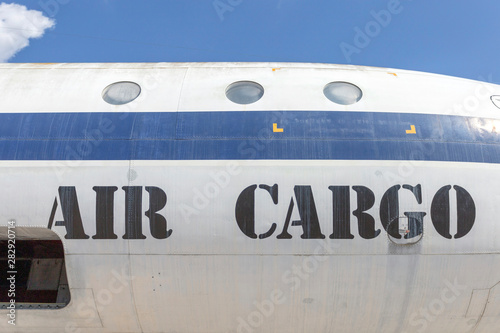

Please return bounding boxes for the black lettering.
[329,186,354,239]
[431,185,452,239]
[402,184,425,239]
[236,185,258,239]
[122,186,146,239]
[277,198,294,239]
[381,184,425,239]
[235,184,278,239]
[145,186,172,239]
[404,212,425,239]
[454,185,476,239]
[431,185,476,239]
[352,186,380,239]
[92,186,118,239]
[47,198,57,230]
[257,184,278,239]
[277,186,325,239]
[403,184,422,204]
[380,185,401,239]
[56,187,90,239]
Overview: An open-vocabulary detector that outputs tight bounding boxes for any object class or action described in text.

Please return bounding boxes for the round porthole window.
[102,81,141,105]
[225,81,264,105]
[323,81,363,105]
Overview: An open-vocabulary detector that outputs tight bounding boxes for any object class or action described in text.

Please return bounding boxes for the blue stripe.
[0,111,498,163]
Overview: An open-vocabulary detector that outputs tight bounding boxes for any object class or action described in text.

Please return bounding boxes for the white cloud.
[0,2,55,62]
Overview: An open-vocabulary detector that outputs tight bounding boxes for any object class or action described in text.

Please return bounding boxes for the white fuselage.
[0,63,499,333]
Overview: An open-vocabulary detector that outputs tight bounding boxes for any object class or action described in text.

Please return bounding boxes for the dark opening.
[0,227,70,309]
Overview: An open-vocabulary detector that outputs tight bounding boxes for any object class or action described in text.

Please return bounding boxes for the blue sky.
[3,0,500,84]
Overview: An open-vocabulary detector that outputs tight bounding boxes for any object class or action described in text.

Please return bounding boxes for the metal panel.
[466,289,489,317]
[27,259,63,291]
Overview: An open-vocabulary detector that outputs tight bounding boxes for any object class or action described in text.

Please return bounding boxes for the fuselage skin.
[1,63,500,333]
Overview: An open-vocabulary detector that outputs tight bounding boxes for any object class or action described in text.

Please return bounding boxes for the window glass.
[323,82,362,105]
[226,81,264,105]
[102,81,141,105]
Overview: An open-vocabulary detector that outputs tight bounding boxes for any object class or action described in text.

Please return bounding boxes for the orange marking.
[273,123,284,132]
[272,68,281,72]
[406,125,416,134]
[388,72,398,77]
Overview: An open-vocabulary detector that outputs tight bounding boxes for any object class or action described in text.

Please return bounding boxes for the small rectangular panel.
[466,289,489,317]
[27,258,63,290]
[484,283,500,317]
